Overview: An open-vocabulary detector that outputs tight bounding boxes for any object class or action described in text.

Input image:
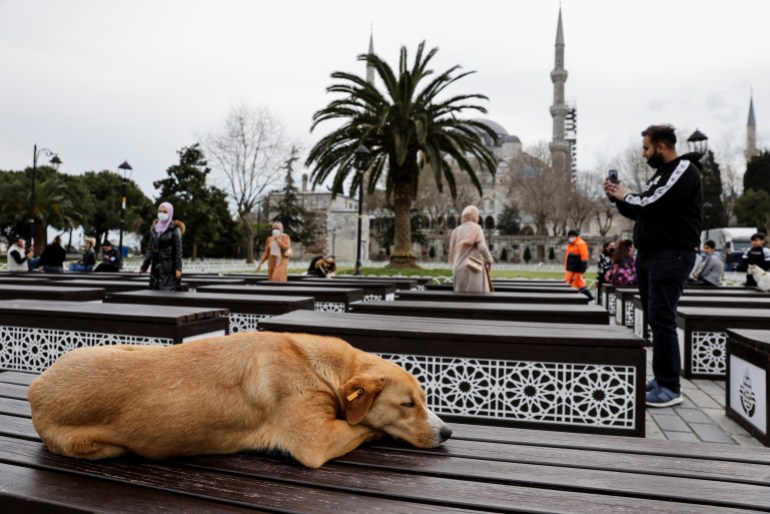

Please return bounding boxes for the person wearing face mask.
[257,221,292,281]
[140,201,185,290]
[604,124,703,409]
[564,229,592,300]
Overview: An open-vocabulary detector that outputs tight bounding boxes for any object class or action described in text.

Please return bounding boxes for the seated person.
[6,235,34,272]
[69,237,96,272]
[739,232,770,286]
[39,235,67,273]
[308,255,337,278]
[94,240,122,272]
[689,240,724,287]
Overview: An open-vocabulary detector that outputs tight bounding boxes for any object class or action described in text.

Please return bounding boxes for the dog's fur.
[27,331,451,468]
[748,264,770,292]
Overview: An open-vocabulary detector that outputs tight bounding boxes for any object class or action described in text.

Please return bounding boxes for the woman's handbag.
[285,247,294,258]
[464,255,484,272]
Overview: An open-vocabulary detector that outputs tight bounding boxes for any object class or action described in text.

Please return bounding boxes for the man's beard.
[647,151,664,169]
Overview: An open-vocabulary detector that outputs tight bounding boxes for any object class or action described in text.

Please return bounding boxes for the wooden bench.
[259,279,397,301]
[104,290,314,333]
[4,369,768,512]
[676,307,770,379]
[396,289,591,304]
[0,300,228,372]
[0,285,105,302]
[41,278,190,292]
[303,276,419,291]
[428,283,581,294]
[260,310,645,436]
[726,329,770,447]
[350,300,610,325]
[198,284,364,313]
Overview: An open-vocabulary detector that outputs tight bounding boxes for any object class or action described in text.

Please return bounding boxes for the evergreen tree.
[497,203,522,235]
[500,247,508,262]
[700,150,727,229]
[548,247,556,262]
[154,144,236,259]
[734,189,770,234]
[523,246,532,264]
[744,150,770,195]
[272,147,319,247]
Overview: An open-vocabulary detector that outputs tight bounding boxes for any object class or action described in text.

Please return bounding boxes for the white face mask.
[272,229,281,237]
[568,237,576,243]
[158,212,169,222]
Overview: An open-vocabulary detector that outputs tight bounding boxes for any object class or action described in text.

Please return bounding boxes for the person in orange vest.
[564,229,593,300]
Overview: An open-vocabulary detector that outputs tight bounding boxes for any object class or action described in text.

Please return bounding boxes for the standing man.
[564,229,593,300]
[605,124,703,408]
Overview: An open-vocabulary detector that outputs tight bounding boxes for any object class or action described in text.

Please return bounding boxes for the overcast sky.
[1,0,768,199]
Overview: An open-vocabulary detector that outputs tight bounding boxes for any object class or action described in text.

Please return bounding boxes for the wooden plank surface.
[104,290,315,313]
[199,284,365,303]
[258,310,641,347]
[350,300,610,324]
[396,289,590,304]
[0,285,105,301]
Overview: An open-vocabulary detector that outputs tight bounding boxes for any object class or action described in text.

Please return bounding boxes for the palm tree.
[306,41,498,268]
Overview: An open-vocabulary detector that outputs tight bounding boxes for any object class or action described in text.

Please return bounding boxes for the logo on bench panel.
[740,369,756,418]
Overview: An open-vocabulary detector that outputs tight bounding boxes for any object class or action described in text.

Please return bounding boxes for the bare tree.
[512,141,568,236]
[203,103,291,263]
[567,171,601,232]
[714,136,744,226]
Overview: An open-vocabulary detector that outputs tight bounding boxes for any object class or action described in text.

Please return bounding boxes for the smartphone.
[608,169,619,184]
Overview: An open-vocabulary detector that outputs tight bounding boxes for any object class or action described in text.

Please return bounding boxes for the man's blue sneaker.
[645,378,657,393]
[646,385,683,408]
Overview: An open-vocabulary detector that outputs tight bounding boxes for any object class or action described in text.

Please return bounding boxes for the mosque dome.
[470,118,522,146]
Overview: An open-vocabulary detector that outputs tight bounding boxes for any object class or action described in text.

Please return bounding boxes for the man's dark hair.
[751,232,766,241]
[704,240,716,249]
[641,124,677,148]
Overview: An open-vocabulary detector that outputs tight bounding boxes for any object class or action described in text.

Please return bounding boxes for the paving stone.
[673,407,711,424]
[650,413,690,432]
[684,389,721,409]
[701,408,752,436]
[663,431,700,442]
[688,423,734,444]
[732,434,765,447]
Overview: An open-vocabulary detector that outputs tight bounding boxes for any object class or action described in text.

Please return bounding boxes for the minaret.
[549,7,571,176]
[366,29,375,85]
[746,95,758,161]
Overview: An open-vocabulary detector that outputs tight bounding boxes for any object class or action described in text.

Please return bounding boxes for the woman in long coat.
[448,205,494,293]
[140,201,184,291]
[257,221,292,281]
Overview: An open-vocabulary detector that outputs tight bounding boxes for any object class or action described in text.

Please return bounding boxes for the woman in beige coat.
[448,205,494,293]
[257,221,292,281]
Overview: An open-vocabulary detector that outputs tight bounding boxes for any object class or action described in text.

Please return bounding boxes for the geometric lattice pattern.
[691,331,727,376]
[362,294,385,302]
[314,302,346,313]
[624,302,635,328]
[606,293,617,315]
[0,325,171,373]
[380,353,636,429]
[634,307,645,339]
[228,313,272,333]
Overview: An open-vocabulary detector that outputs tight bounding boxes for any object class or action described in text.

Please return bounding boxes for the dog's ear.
[340,376,385,424]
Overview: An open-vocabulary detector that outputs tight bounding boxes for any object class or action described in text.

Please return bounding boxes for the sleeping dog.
[28,331,452,468]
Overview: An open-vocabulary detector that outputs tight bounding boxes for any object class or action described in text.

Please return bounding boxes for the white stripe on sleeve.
[624,160,690,207]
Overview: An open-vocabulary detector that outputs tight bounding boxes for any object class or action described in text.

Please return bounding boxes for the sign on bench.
[260,310,645,436]
[0,300,228,372]
[726,329,769,446]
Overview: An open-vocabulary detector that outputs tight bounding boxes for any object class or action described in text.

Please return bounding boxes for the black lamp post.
[28,144,62,249]
[687,129,708,157]
[117,160,133,258]
[353,145,372,276]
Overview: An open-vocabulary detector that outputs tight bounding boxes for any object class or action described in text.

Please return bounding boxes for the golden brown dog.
[27,331,451,468]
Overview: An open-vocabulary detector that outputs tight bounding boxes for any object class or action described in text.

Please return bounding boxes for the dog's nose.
[439,425,453,442]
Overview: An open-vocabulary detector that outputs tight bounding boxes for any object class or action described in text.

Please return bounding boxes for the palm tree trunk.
[388,177,417,268]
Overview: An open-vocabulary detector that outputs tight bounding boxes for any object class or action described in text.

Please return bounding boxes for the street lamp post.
[117,161,133,259]
[28,144,62,250]
[687,129,708,157]
[353,145,372,276]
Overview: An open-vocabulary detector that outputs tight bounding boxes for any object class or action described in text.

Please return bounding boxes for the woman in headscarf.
[447,205,494,293]
[257,221,292,281]
[140,201,185,290]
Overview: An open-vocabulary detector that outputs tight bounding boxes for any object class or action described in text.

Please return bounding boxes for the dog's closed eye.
[400,401,416,408]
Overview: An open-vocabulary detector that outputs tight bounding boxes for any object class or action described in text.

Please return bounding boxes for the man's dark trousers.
[636,249,696,394]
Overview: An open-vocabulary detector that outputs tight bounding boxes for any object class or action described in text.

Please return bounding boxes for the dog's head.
[749,264,765,277]
[339,363,451,448]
